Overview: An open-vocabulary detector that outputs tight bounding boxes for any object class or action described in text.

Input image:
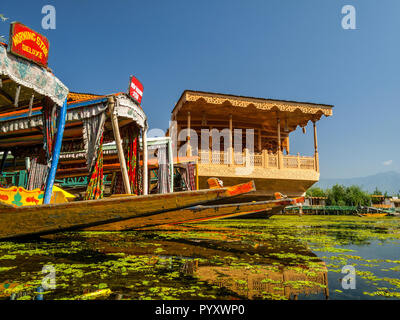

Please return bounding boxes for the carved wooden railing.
[198,150,316,171]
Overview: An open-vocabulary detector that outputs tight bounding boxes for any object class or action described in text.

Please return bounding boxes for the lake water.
[1,215,399,300]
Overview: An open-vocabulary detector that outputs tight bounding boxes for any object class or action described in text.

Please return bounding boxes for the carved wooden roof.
[171,90,333,130]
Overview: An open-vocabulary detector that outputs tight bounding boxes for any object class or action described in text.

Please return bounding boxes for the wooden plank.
[0,181,255,240]
[84,197,299,231]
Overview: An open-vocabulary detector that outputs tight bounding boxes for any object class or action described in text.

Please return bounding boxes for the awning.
[0,98,107,133]
[0,44,68,107]
[114,94,147,129]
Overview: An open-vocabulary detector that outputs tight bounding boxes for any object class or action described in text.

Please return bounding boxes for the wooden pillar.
[25,157,30,171]
[109,96,131,195]
[285,136,290,154]
[313,121,319,172]
[209,125,212,163]
[229,114,233,165]
[195,158,199,190]
[244,148,249,167]
[14,85,21,107]
[277,118,283,169]
[187,111,192,156]
[168,137,173,193]
[258,128,262,153]
[297,153,301,169]
[0,150,9,174]
[262,149,268,168]
[142,128,148,195]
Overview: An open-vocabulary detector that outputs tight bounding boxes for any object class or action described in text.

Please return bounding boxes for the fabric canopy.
[114,94,147,130]
[0,100,107,133]
[0,45,68,107]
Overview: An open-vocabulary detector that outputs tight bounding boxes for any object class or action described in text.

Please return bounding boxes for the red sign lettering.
[8,22,50,67]
[128,75,144,104]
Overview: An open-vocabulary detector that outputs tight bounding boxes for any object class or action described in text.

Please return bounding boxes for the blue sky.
[1,0,399,179]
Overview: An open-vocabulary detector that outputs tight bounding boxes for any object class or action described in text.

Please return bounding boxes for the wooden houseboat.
[169,90,333,199]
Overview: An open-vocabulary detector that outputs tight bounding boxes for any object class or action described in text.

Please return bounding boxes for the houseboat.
[169,90,333,199]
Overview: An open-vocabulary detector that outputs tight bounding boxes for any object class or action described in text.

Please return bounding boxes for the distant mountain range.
[315,171,400,195]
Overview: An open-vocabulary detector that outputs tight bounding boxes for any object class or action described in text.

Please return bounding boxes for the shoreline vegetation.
[306,185,397,207]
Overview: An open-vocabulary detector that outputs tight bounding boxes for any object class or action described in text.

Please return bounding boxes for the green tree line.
[306,185,388,207]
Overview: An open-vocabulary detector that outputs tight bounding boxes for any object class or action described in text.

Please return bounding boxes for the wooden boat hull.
[85,197,303,231]
[0,181,255,240]
[360,213,388,218]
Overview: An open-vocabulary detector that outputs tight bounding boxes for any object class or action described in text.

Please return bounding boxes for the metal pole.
[43,98,67,204]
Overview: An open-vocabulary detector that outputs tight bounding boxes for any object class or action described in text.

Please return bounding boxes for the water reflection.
[1,216,400,300]
[182,260,329,300]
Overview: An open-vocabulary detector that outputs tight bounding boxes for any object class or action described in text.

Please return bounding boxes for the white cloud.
[383,160,393,166]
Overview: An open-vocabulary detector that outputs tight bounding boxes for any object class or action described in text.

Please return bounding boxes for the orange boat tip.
[225,181,256,196]
[290,196,305,204]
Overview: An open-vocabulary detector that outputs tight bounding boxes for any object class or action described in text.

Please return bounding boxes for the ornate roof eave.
[172,90,333,120]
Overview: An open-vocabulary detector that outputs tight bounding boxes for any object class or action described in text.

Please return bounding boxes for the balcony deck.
[196,150,319,198]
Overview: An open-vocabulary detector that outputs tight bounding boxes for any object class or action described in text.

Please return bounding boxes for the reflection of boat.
[71,219,330,300]
[84,195,304,231]
[0,181,255,240]
[190,262,328,300]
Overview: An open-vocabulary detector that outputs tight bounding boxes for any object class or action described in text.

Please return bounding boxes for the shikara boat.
[0,181,255,240]
[85,195,305,231]
[359,213,388,218]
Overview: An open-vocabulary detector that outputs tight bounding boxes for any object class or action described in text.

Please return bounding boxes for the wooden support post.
[28,94,34,117]
[313,121,319,172]
[285,136,290,154]
[14,85,21,107]
[109,96,131,194]
[0,150,9,174]
[229,114,233,165]
[187,111,192,156]
[195,158,199,190]
[244,148,249,167]
[258,128,262,152]
[277,117,283,169]
[142,128,148,195]
[262,149,268,168]
[25,157,30,171]
[43,98,67,204]
[297,153,301,168]
[209,125,212,164]
[168,137,174,193]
